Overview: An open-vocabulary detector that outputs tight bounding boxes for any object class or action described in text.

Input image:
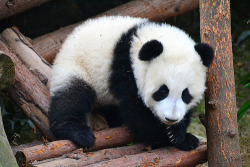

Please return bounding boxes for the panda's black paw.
[51,123,95,149]
[166,126,185,145]
[176,133,199,151]
[71,125,96,149]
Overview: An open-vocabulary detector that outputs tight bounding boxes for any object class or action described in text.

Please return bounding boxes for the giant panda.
[49,16,214,151]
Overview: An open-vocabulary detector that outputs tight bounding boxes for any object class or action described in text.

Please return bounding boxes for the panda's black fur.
[49,16,214,151]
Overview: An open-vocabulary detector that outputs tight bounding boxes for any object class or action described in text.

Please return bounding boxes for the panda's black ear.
[194,43,214,67]
[139,40,163,61]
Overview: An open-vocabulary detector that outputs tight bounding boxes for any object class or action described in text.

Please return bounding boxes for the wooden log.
[5,86,53,140]
[12,141,43,155]
[32,144,146,167]
[15,127,134,166]
[0,40,52,140]
[1,27,51,86]
[199,0,242,166]
[0,40,50,115]
[0,0,51,20]
[85,142,207,167]
[32,0,199,63]
[0,51,15,90]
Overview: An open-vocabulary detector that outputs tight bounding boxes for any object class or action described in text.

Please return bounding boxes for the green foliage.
[239,73,250,85]
[126,142,134,146]
[0,93,38,145]
[237,73,250,121]
[235,31,250,46]
[237,100,250,121]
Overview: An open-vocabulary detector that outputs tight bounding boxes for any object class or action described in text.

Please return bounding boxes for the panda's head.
[130,23,214,125]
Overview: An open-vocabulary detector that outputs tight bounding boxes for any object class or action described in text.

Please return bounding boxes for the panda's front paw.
[166,126,185,145]
[71,125,96,149]
[176,133,199,151]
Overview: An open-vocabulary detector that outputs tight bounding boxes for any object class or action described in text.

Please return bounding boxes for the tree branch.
[0,0,52,20]
[199,0,241,166]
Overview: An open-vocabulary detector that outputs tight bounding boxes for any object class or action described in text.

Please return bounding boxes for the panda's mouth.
[165,117,178,124]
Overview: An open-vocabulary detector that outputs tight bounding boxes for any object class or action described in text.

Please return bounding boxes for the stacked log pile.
[0,0,209,166]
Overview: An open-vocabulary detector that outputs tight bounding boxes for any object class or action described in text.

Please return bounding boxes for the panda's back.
[50,16,147,105]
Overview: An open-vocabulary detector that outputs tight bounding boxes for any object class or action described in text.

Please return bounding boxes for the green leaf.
[235,30,250,46]
[127,142,134,146]
[237,100,250,121]
[245,83,250,87]
[239,73,250,84]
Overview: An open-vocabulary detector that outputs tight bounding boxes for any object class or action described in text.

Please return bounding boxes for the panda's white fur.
[51,16,206,124]
[50,16,147,105]
[49,16,214,150]
[130,23,207,123]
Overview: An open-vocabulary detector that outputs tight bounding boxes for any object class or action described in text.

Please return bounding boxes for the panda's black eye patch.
[182,88,193,104]
[152,85,169,102]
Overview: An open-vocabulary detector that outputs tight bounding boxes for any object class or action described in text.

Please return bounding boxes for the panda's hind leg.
[49,77,96,148]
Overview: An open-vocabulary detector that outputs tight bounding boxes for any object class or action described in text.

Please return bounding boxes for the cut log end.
[0,52,15,90]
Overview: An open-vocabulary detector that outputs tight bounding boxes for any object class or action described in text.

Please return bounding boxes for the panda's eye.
[182,88,193,104]
[152,85,169,102]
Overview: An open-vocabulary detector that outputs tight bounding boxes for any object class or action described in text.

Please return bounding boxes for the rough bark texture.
[15,127,134,166]
[85,142,207,167]
[0,108,19,167]
[1,28,51,86]
[32,0,199,63]
[0,0,51,20]
[4,86,53,140]
[12,141,43,155]
[0,51,15,90]
[0,40,50,115]
[32,144,146,167]
[0,40,53,140]
[199,0,241,166]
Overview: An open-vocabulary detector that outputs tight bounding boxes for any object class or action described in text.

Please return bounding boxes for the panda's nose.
[165,117,178,122]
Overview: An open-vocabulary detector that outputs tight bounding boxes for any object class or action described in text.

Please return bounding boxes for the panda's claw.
[175,133,199,151]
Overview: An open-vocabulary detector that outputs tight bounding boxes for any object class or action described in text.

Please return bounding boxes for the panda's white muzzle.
[154,98,186,125]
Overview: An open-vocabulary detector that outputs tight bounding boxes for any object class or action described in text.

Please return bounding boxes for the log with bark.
[1,27,51,86]
[0,52,18,167]
[84,142,207,167]
[0,40,53,140]
[0,0,52,20]
[32,0,199,63]
[15,127,134,166]
[12,141,43,155]
[199,0,241,166]
[17,139,207,167]
[32,144,146,167]
[0,37,50,115]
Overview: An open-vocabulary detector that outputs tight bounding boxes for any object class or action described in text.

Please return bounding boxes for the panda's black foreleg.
[165,111,199,151]
[49,77,96,148]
